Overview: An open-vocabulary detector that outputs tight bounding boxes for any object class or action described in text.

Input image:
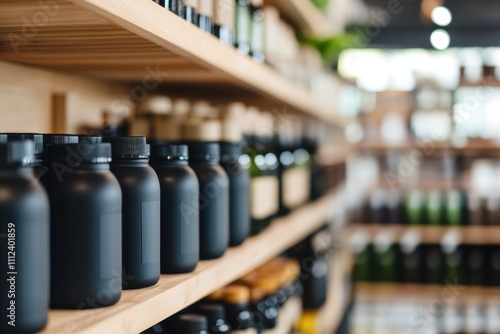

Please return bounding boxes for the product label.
[99,212,122,280]
[214,0,235,28]
[251,176,278,219]
[141,201,161,264]
[283,166,310,209]
[198,0,213,16]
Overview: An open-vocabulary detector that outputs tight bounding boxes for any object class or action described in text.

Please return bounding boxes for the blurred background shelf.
[350,223,500,245]
[264,0,331,36]
[0,0,341,125]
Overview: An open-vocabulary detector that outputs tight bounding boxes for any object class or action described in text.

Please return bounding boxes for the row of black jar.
[0,133,250,333]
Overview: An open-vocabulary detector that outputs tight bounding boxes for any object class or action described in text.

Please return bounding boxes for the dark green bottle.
[372,231,397,282]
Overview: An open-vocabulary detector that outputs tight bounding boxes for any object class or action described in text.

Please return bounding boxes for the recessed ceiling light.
[431,6,452,27]
[430,29,450,50]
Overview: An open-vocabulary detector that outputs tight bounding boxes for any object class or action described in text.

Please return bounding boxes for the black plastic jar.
[187,142,229,259]
[150,144,200,273]
[198,304,231,334]
[0,133,45,178]
[178,314,209,334]
[43,142,122,309]
[219,115,250,247]
[104,136,161,289]
[0,141,50,333]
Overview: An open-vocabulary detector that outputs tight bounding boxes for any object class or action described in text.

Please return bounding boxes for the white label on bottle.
[283,166,310,209]
[251,176,278,219]
[213,0,234,28]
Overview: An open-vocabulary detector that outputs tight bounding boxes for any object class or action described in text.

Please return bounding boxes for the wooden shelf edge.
[265,0,330,36]
[349,223,500,245]
[42,189,341,334]
[355,283,500,303]
[67,0,339,125]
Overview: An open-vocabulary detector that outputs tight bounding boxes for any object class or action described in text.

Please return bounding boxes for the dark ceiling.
[360,0,500,48]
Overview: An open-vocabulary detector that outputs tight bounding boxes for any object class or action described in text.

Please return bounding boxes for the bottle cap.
[223,285,250,304]
[102,136,149,159]
[219,102,246,120]
[45,143,112,164]
[178,314,208,333]
[181,119,222,141]
[150,143,188,161]
[173,99,191,118]
[0,141,34,167]
[184,142,220,162]
[0,133,43,158]
[221,119,242,142]
[136,96,173,116]
[198,304,226,325]
[190,101,218,119]
[78,135,102,144]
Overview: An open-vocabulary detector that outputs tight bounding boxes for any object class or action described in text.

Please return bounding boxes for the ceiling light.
[430,29,450,50]
[431,6,452,26]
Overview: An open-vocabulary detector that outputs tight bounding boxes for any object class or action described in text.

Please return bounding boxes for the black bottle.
[398,237,422,283]
[198,304,231,334]
[486,246,500,286]
[422,244,444,284]
[40,134,79,178]
[0,133,45,178]
[0,141,50,334]
[150,144,200,273]
[183,0,198,24]
[464,245,485,286]
[182,120,229,260]
[220,114,250,247]
[235,0,251,55]
[213,0,235,46]
[197,0,213,33]
[43,142,122,309]
[223,285,254,332]
[178,314,209,334]
[104,136,161,289]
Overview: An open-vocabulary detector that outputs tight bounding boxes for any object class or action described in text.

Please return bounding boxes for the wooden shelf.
[350,223,500,245]
[355,283,500,304]
[0,0,340,125]
[359,140,500,155]
[40,190,341,334]
[264,0,330,36]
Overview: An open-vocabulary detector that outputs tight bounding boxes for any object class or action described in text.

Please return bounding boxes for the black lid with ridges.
[178,314,208,333]
[102,136,149,159]
[0,141,34,167]
[0,133,44,157]
[183,142,219,162]
[45,143,112,164]
[150,143,188,161]
[78,135,102,144]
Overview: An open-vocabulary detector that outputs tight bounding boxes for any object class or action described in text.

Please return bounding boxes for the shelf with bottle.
[0,0,341,125]
[263,0,331,36]
[39,189,342,334]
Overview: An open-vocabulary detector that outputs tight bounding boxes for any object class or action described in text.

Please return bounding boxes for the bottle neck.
[45,161,110,171]
[151,159,189,167]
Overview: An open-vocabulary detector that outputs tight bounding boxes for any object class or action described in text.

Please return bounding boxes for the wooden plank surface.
[0,0,340,125]
[40,190,341,334]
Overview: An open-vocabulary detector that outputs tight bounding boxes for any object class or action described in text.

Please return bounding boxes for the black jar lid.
[183,142,220,162]
[78,135,103,144]
[150,143,188,161]
[45,143,112,164]
[102,136,149,159]
[0,141,34,167]
[0,133,43,157]
[178,314,208,333]
[198,304,227,325]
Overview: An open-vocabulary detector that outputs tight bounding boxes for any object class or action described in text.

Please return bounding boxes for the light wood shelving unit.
[355,283,500,304]
[0,0,341,125]
[40,190,341,334]
[264,0,330,36]
[350,223,500,245]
